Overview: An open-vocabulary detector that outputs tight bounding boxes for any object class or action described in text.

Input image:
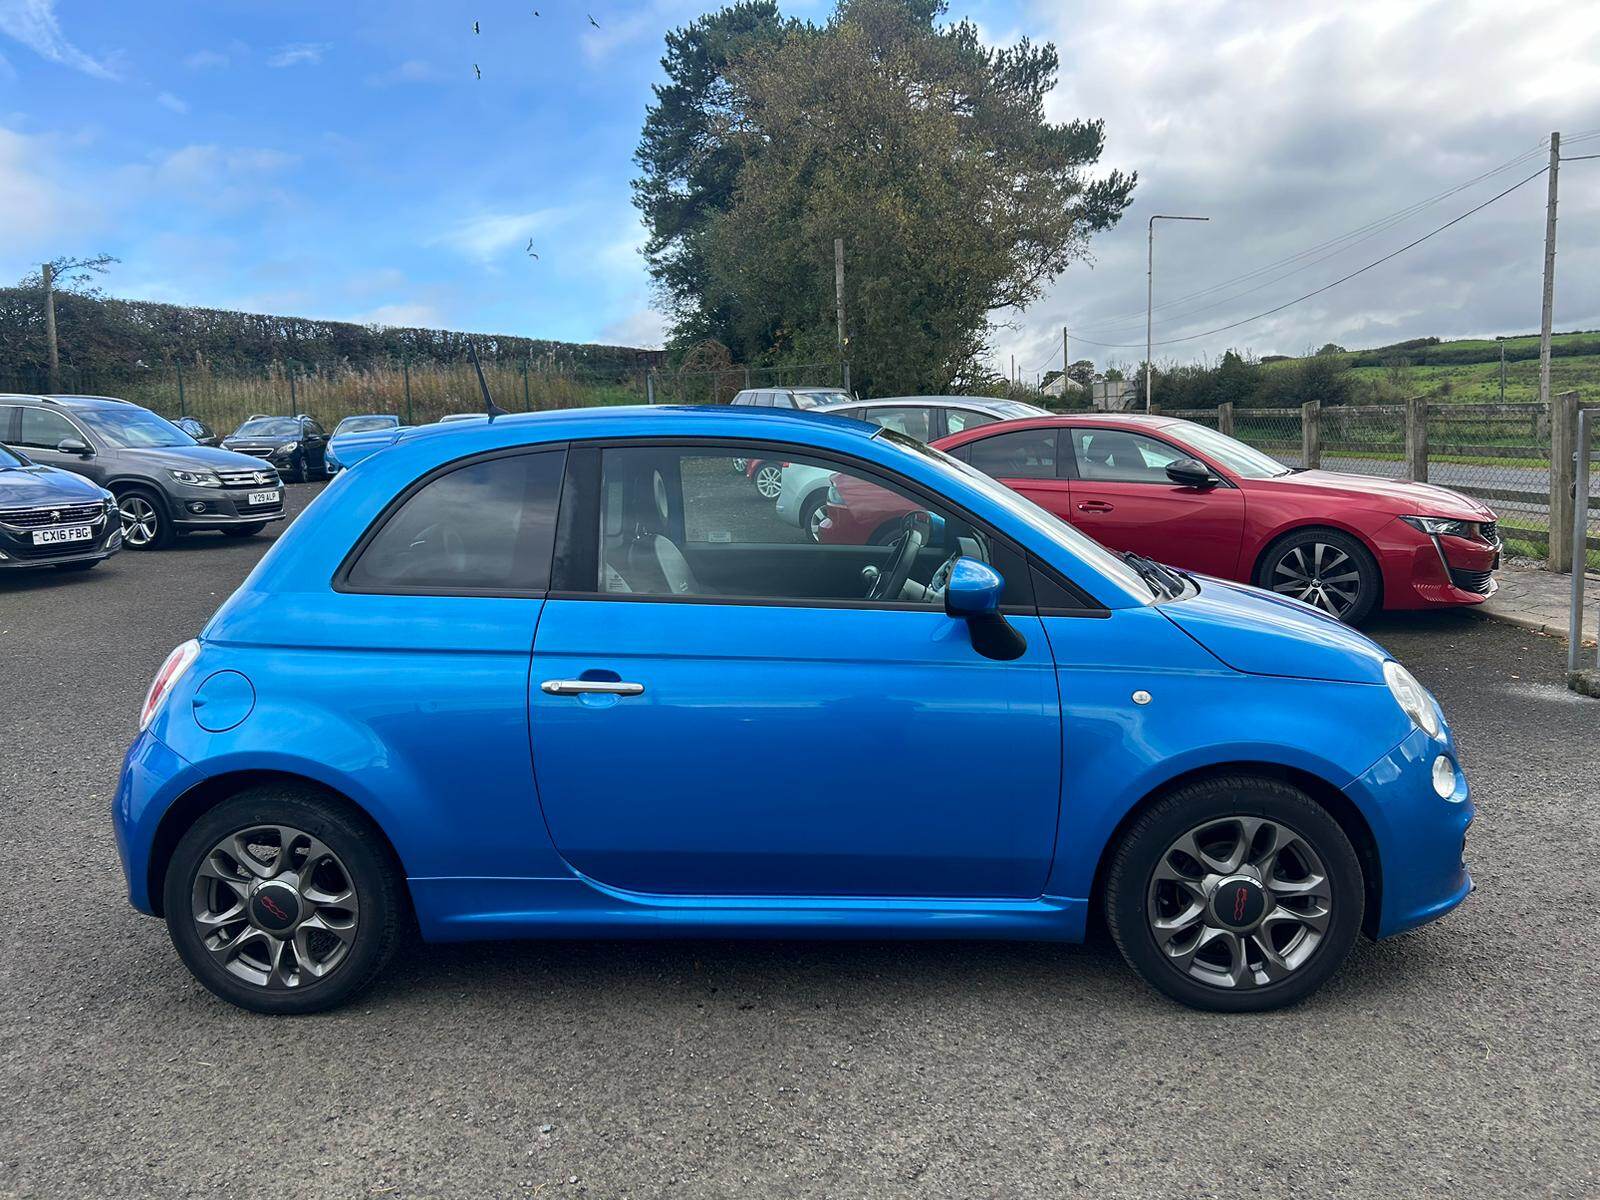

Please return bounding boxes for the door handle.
[540,679,645,697]
[1077,500,1115,514]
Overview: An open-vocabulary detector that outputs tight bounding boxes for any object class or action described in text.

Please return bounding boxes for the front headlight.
[169,468,222,488]
[1384,660,1442,739]
[279,441,300,454]
[1400,515,1474,539]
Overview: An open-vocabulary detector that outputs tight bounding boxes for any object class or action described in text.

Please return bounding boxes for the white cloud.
[0,0,117,78]
[0,123,93,245]
[432,208,570,262]
[156,91,188,115]
[266,41,330,69]
[366,59,446,87]
[600,308,667,348]
[184,48,229,70]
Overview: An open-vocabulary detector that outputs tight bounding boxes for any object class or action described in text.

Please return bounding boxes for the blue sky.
[3,0,1598,370]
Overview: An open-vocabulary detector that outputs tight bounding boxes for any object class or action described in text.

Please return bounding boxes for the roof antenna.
[468,339,510,422]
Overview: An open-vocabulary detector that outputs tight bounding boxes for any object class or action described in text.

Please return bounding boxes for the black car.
[221,414,330,482]
[0,440,122,573]
[173,416,220,446]
[1,394,286,550]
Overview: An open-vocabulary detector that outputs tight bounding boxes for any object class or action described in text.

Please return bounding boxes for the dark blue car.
[113,406,1474,1015]
[0,441,121,573]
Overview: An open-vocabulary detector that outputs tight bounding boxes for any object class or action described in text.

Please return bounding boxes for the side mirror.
[945,557,1027,661]
[1166,458,1218,488]
[57,438,92,457]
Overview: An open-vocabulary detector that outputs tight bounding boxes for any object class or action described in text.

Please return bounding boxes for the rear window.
[344,450,565,593]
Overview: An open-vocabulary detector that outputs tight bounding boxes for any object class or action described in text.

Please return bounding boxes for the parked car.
[932,414,1500,624]
[173,416,220,446]
[0,439,122,573]
[730,386,853,410]
[117,405,1472,1015]
[327,414,406,474]
[222,414,330,482]
[1,395,285,549]
[776,396,1049,539]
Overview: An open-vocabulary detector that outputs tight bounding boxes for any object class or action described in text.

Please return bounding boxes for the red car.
[820,413,1499,624]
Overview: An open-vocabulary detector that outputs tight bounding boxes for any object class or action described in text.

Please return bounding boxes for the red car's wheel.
[1255,528,1380,624]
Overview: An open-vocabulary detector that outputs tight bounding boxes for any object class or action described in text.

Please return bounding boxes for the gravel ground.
[1,480,1597,1199]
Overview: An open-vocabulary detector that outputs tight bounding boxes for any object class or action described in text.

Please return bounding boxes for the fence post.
[1217,402,1234,438]
[176,360,186,419]
[1549,390,1579,572]
[1405,396,1428,482]
[288,363,297,416]
[402,352,413,424]
[843,361,852,393]
[646,368,656,405]
[522,355,531,411]
[1301,400,1321,470]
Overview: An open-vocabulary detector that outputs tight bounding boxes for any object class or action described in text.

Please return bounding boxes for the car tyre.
[799,490,829,543]
[163,787,405,1015]
[752,462,784,500]
[1104,775,1364,1014]
[116,487,174,550]
[221,523,266,539]
[1255,528,1379,624]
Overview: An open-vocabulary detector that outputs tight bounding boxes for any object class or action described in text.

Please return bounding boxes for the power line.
[1066,165,1550,351]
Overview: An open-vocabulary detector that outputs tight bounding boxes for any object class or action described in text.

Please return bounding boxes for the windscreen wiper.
[1122,551,1187,599]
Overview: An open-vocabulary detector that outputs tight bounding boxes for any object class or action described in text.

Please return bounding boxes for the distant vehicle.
[173,417,220,446]
[775,396,1045,540]
[730,387,853,410]
[327,414,406,475]
[934,413,1501,624]
[0,440,122,573]
[222,414,331,482]
[0,394,284,549]
[436,413,489,424]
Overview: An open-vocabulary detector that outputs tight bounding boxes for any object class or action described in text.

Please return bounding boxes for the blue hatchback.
[113,406,1473,1014]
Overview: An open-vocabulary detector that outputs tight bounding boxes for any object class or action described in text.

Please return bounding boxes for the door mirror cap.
[57,438,92,457]
[944,556,1003,618]
[1166,458,1218,488]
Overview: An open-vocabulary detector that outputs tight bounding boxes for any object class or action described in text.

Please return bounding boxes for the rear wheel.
[753,462,783,500]
[800,491,829,543]
[1105,775,1364,1013]
[163,788,404,1015]
[1256,528,1379,624]
[117,489,173,550]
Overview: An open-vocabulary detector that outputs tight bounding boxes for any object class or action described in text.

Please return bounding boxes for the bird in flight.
[587,13,600,27]
[533,8,540,14]
[473,20,480,33]
[473,63,481,79]
[525,239,539,260]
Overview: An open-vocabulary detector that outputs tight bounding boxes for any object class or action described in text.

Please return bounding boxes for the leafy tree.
[1315,342,1346,356]
[641,0,1135,392]
[1066,358,1096,388]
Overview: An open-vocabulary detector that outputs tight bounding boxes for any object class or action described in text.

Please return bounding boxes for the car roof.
[0,393,137,410]
[395,403,878,446]
[833,396,1047,413]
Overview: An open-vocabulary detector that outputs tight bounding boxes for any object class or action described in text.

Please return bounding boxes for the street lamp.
[1146,213,1209,412]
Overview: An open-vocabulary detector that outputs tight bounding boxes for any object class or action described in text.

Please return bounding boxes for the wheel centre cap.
[1208,875,1267,932]
[249,880,302,933]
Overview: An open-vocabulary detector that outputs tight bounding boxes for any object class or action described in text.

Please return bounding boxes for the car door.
[959,427,1072,519]
[11,407,103,484]
[1064,427,1246,577]
[528,440,1062,899]
[301,418,329,473]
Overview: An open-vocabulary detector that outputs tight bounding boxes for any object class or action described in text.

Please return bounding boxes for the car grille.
[1479,520,1498,545]
[1449,566,1495,595]
[217,469,282,488]
[0,501,105,528]
[233,447,275,459]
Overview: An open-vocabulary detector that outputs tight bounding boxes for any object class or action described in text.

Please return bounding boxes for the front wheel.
[1256,529,1379,624]
[1104,776,1364,1013]
[117,489,173,550]
[163,788,404,1014]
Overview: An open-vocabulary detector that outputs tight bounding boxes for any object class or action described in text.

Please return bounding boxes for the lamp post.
[1146,213,1209,412]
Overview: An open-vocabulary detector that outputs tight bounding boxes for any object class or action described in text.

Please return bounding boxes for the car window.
[345,451,565,593]
[1071,428,1186,484]
[945,409,998,434]
[304,419,327,437]
[15,408,80,450]
[856,406,934,441]
[591,445,993,606]
[72,406,195,448]
[235,418,299,437]
[967,429,1058,480]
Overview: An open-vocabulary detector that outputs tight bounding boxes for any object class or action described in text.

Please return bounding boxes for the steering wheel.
[926,550,962,600]
[867,511,931,601]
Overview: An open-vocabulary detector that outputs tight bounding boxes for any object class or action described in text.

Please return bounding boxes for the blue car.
[0,440,121,573]
[113,406,1473,1014]
[325,414,405,475]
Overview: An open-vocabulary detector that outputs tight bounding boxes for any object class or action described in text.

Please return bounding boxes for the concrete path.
[1475,560,1599,647]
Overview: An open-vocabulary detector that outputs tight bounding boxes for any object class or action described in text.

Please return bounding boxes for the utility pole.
[1010,354,1016,387]
[833,237,849,392]
[43,262,60,393]
[1147,214,1209,412]
[1538,132,1560,419]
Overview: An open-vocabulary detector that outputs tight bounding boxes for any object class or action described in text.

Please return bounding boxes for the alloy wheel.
[1269,542,1362,617]
[1146,815,1332,991]
[190,824,360,989]
[806,503,828,543]
[754,464,783,499]
[120,496,159,547]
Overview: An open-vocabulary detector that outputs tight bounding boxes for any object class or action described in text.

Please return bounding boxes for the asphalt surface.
[2,481,1598,1199]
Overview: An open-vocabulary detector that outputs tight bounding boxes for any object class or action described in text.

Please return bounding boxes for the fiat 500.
[113,406,1473,1015]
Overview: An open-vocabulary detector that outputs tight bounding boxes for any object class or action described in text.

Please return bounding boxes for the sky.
[2,0,1598,374]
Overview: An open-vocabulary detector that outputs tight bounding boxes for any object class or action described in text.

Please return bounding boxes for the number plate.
[246,489,281,506]
[33,525,93,546]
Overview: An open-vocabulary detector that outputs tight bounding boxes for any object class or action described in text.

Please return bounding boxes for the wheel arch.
[144,769,410,918]
[1086,760,1384,941]
[1250,522,1385,609]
